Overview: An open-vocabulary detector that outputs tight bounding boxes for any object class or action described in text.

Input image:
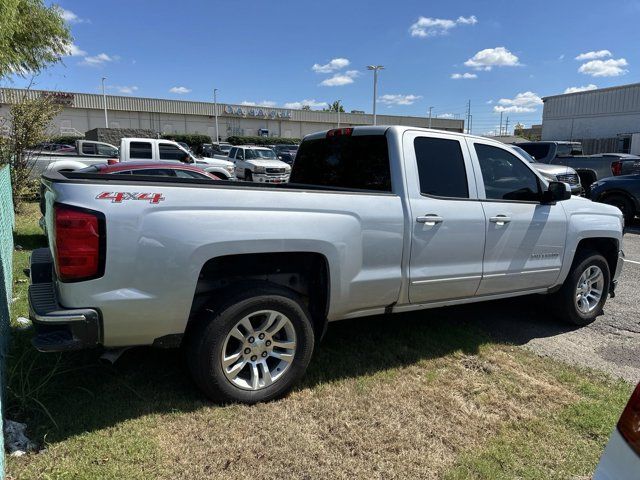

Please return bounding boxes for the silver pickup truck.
[30,126,624,404]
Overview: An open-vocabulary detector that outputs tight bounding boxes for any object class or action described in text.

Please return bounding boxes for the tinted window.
[519,143,551,162]
[130,141,153,159]
[174,169,209,179]
[475,144,541,202]
[159,143,186,161]
[81,143,97,155]
[228,147,237,158]
[290,135,391,191]
[414,137,468,198]
[133,169,175,177]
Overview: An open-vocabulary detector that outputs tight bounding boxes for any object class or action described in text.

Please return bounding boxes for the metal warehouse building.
[0,88,464,140]
[542,82,640,154]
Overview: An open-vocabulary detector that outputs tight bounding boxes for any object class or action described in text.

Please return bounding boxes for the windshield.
[245,149,276,159]
[519,143,551,162]
[511,146,536,163]
[220,145,232,152]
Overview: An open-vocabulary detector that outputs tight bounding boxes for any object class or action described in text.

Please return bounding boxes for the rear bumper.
[29,248,100,352]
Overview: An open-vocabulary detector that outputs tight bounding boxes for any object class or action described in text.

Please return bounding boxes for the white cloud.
[169,86,191,94]
[60,8,87,24]
[409,15,477,38]
[241,100,277,107]
[450,72,477,79]
[80,53,114,66]
[578,58,628,77]
[320,69,360,87]
[464,47,521,70]
[282,99,327,110]
[109,85,138,95]
[558,54,565,61]
[564,84,598,94]
[486,99,494,104]
[493,91,542,113]
[438,113,455,119]
[312,58,350,73]
[378,94,423,106]
[64,43,86,57]
[575,50,611,61]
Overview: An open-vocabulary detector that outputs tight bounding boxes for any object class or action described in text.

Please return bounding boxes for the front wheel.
[550,249,610,326]
[246,170,253,182]
[603,194,635,225]
[187,283,315,403]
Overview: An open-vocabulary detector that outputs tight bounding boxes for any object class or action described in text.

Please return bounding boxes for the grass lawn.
[5,202,633,479]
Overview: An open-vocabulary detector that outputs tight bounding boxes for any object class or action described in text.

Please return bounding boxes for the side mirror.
[542,181,571,203]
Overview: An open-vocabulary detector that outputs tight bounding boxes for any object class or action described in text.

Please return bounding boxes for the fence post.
[0,165,15,479]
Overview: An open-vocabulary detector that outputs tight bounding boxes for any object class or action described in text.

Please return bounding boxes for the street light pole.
[101,77,109,128]
[213,88,219,144]
[367,65,384,125]
[428,106,433,128]
[336,99,341,128]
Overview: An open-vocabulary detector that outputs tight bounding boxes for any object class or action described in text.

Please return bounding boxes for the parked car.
[510,145,582,195]
[30,126,624,404]
[519,141,640,192]
[202,143,232,158]
[593,382,640,480]
[272,145,299,165]
[77,161,221,180]
[590,174,640,224]
[37,138,236,180]
[29,140,119,177]
[228,145,291,183]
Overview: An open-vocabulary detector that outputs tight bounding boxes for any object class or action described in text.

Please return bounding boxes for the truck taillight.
[326,128,353,138]
[618,383,640,455]
[54,205,104,282]
[611,161,623,176]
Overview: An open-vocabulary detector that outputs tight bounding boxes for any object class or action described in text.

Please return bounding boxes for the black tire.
[245,170,253,182]
[550,249,610,326]
[602,194,635,225]
[187,282,314,404]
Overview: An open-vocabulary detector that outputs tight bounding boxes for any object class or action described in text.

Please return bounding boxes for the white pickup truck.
[29,140,119,177]
[34,138,236,180]
[30,126,624,404]
[229,145,291,183]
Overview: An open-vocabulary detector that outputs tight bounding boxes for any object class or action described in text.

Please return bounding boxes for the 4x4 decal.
[96,192,165,204]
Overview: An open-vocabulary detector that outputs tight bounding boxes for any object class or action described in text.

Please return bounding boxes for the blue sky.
[5,0,640,134]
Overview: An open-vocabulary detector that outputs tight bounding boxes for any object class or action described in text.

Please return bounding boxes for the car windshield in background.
[519,143,551,161]
[511,146,536,163]
[290,134,391,191]
[246,149,277,159]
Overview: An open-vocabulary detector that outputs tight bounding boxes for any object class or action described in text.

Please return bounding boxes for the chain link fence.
[0,166,15,478]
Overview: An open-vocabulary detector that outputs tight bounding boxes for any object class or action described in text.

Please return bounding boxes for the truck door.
[403,130,486,303]
[468,140,567,295]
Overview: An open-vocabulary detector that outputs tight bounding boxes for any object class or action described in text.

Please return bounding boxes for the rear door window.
[81,143,97,155]
[130,141,153,160]
[290,134,391,192]
[414,137,468,198]
[159,143,186,161]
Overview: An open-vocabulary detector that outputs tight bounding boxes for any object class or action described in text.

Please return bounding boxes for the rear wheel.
[550,249,610,326]
[187,283,314,403]
[246,170,253,182]
[602,194,635,224]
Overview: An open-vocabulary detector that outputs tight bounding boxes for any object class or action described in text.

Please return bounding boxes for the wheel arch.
[598,188,640,211]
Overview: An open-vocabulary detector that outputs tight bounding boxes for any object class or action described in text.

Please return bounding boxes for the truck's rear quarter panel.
[44,178,404,347]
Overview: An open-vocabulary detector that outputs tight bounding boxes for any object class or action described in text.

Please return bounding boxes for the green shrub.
[161,134,212,154]
[48,135,84,145]
[226,136,300,146]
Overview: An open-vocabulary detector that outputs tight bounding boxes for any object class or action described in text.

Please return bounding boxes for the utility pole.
[101,77,109,128]
[505,116,510,136]
[367,65,384,125]
[428,106,433,128]
[213,88,219,144]
[336,99,341,128]
[499,111,503,136]
[465,100,471,134]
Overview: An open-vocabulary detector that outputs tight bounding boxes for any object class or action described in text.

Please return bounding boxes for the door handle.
[489,215,511,225]
[416,214,444,225]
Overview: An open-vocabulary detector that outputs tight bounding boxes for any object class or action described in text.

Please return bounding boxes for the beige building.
[0,88,464,140]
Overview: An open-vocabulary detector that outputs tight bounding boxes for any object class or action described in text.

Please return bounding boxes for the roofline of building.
[0,87,464,127]
[542,82,640,102]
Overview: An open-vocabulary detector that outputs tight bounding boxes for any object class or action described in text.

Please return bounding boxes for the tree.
[322,101,345,113]
[0,0,71,78]
[0,90,62,209]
